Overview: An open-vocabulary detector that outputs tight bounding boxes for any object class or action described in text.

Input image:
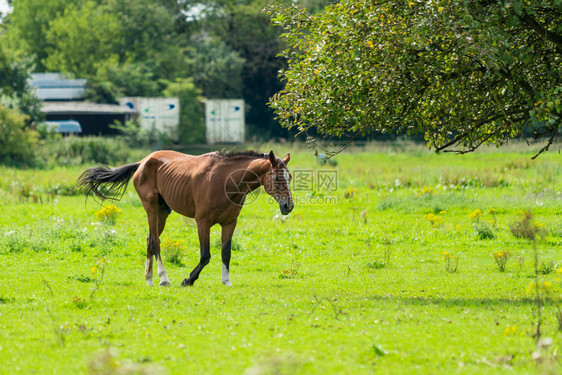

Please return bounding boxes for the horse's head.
[262,150,294,215]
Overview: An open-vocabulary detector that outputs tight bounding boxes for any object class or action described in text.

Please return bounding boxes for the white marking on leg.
[221,262,232,286]
[157,256,171,286]
[145,257,154,286]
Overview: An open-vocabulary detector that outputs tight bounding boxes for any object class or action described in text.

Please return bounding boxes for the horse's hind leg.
[145,234,155,286]
[155,198,171,286]
[142,196,171,286]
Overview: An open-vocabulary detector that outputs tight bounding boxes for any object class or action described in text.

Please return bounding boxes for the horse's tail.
[76,163,140,202]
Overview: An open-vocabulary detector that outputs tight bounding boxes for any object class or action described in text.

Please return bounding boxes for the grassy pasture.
[0,143,561,374]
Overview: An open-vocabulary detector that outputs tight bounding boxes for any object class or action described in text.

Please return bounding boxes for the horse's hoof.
[159,281,171,287]
[181,278,193,287]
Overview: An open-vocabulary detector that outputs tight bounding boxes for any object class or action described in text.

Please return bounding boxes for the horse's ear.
[283,153,290,165]
[268,150,277,167]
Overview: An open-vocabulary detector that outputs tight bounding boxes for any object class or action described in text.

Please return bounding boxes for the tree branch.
[519,14,562,50]
[434,109,528,153]
[531,125,560,159]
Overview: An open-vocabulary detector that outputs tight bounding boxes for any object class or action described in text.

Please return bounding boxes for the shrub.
[109,120,151,148]
[493,250,509,272]
[279,261,300,279]
[442,251,459,273]
[0,104,38,165]
[94,205,122,225]
[344,187,359,199]
[37,136,136,166]
[161,239,186,266]
[510,211,544,240]
[539,261,558,275]
[366,259,386,269]
[475,221,495,240]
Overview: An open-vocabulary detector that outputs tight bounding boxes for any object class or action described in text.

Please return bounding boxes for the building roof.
[40,101,136,115]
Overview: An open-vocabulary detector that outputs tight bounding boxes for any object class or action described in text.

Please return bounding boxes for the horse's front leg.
[181,220,211,286]
[220,220,237,287]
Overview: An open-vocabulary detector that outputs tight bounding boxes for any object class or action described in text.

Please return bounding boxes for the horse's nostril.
[281,202,293,214]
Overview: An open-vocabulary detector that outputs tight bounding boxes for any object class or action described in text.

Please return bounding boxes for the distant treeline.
[0,0,333,143]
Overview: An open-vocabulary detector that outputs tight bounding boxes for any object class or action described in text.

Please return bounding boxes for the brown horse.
[77,150,293,287]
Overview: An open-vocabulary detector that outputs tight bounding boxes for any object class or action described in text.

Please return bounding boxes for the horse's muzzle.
[280,200,294,215]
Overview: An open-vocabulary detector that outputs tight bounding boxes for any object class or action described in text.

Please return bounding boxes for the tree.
[191,0,333,139]
[43,0,191,102]
[44,1,123,76]
[4,0,71,71]
[0,41,40,164]
[85,60,161,104]
[162,78,206,144]
[0,104,38,164]
[209,0,288,138]
[267,0,562,157]
[102,0,189,79]
[0,38,43,124]
[187,37,246,99]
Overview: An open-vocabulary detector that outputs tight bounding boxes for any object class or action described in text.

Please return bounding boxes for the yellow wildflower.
[468,209,482,220]
[419,186,434,196]
[504,325,517,336]
[95,204,122,224]
[424,213,444,227]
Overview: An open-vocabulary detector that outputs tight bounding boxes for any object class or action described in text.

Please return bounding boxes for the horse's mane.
[216,150,286,167]
[217,150,266,159]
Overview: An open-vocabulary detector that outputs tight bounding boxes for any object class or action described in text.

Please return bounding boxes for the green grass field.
[1,143,561,374]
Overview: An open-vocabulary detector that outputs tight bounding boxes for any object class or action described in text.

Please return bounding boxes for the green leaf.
[372,344,388,357]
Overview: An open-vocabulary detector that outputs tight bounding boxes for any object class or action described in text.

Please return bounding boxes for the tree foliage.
[162,78,206,144]
[267,0,562,156]
[0,40,42,124]
[1,0,335,144]
[42,0,189,100]
[5,0,70,71]
[187,37,246,99]
[0,104,38,164]
[210,0,289,138]
[44,1,122,76]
